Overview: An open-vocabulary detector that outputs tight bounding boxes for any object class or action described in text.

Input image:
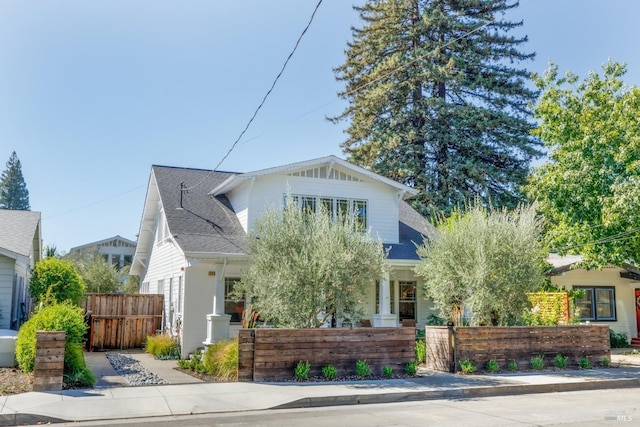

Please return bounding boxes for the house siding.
[550,267,639,339]
[0,255,15,329]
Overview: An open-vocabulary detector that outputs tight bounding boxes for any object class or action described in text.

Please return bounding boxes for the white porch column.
[204,262,231,346]
[373,272,397,327]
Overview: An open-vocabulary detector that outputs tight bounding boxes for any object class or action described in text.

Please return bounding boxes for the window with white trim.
[225,277,244,323]
[286,194,367,230]
[399,281,417,321]
[574,286,616,321]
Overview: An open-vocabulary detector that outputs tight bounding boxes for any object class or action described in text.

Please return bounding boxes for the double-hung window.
[286,194,367,230]
[574,286,616,321]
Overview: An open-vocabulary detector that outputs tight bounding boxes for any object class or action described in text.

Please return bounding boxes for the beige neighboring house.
[0,209,42,330]
[68,235,136,270]
[547,254,640,346]
[130,156,438,358]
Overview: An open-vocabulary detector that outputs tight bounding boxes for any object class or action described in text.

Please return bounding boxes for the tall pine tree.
[331,0,542,215]
[0,151,30,210]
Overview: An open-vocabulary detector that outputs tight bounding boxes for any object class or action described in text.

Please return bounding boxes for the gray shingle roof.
[0,209,41,258]
[386,200,437,260]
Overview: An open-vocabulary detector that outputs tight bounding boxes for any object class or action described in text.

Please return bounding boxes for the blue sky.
[1,0,639,254]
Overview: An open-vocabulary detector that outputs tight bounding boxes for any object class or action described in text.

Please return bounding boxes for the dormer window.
[286,194,368,231]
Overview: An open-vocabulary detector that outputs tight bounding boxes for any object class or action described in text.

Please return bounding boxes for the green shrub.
[382,365,393,378]
[530,354,544,370]
[578,357,590,369]
[609,329,629,348]
[145,334,180,360]
[177,349,205,372]
[554,354,568,369]
[486,359,499,373]
[202,339,238,380]
[63,342,96,387]
[508,359,518,372]
[321,364,338,380]
[295,360,311,381]
[405,362,417,376]
[415,339,426,364]
[29,258,86,306]
[459,359,477,375]
[355,359,371,378]
[16,302,87,373]
[602,357,610,367]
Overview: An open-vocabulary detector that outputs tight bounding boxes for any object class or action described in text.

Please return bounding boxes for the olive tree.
[235,202,387,328]
[415,202,546,326]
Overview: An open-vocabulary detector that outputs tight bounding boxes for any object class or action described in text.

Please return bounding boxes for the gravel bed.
[105,352,169,386]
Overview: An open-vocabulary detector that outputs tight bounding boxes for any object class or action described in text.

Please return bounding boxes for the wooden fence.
[33,331,65,391]
[426,325,611,373]
[238,327,415,382]
[82,294,164,351]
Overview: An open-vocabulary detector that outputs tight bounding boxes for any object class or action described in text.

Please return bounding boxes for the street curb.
[272,378,640,409]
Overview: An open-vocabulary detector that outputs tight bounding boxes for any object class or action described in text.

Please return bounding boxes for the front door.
[635,289,640,336]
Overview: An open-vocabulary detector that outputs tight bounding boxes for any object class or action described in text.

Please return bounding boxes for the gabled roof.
[209,155,419,199]
[386,200,437,261]
[69,235,137,252]
[0,209,42,263]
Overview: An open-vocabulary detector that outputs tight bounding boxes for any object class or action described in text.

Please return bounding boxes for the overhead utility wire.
[183,0,324,192]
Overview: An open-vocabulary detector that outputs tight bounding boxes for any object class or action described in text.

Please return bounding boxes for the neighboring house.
[130,156,438,357]
[548,254,640,345]
[68,235,136,270]
[0,209,42,330]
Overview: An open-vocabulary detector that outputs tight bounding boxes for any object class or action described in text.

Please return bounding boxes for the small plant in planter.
[486,359,499,373]
[578,357,591,369]
[530,354,544,370]
[355,359,371,378]
[382,365,394,378]
[508,359,518,372]
[405,362,417,376]
[459,359,477,375]
[294,360,311,381]
[554,354,568,369]
[321,364,338,380]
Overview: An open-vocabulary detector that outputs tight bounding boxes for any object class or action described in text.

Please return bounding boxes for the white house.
[130,156,438,357]
[0,209,42,330]
[68,235,137,270]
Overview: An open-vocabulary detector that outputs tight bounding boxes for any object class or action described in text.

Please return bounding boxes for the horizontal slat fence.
[426,325,611,373]
[238,327,415,382]
[82,294,164,351]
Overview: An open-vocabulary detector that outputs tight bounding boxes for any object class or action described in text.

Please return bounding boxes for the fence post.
[33,331,66,392]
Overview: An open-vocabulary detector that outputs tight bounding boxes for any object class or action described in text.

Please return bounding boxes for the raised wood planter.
[238,327,415,381]
[426,325,611,373]
[33,331,65,392]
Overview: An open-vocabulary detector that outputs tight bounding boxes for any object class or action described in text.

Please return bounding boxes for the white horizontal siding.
[0,256,16,329]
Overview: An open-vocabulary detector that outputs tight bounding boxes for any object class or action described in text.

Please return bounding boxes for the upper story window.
[286,194,368,231]
[574,286,616,321]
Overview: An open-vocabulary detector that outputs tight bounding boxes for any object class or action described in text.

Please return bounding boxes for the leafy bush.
[355,359,371,378]
[554,354,568,369]
[405,362,417,376]
[415,339,426,364]
[295,360,311,381]
[177,349,206,373]
[321,364,338,380]
[382,365,393,378]
[609,329,629,348]
[486,359,499,373]
[64,342,96,387]
[578,357,590,369]
[602,357,610,367]
[459,359,477,374]
[202,339,238,380]
[16,302,87,373]
[530,354,544,370]
[29,258,86,306]
[508,359,518,372]
[145,334,180,360]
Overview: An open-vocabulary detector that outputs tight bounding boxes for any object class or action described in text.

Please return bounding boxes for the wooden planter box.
[426,325,611,373]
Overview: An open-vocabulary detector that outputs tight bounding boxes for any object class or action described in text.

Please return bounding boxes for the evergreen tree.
[0,151,30,210]
[331,0,542,215]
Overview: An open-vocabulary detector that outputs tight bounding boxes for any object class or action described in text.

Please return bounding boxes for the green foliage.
[177,349,205,373]
[602,357,610,367]
[236,201,387,328]
[202,339,238,381]
[530,355,545,370]
[321,364,338,380]
[295,360,311,381]
[405,362,417,377]
[145,334,180,360]
[415,339,426,364]
[459,359,477,375]
[355,359,371,378]
[0,151,30,210]
[382,365,393,378]
[527,61,640,267]
[508,359,518,372]
[63,342,96,387]
[331,0,541,217]
[578,357,591,369]
[416,202,546,326]
[524,293,569,325]
[554,354,568,369]
[610,329,630,348]
[122,271,141,294]
[425,314,446,326]
[29,258,86,306]
[486,359,499,373]
[16,302,87,374]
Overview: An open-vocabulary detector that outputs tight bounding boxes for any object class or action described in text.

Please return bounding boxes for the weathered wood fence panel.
[425,326,453,372]
[33,331,65,391]
[82,294,164,351]
[426,325,611,373]
[238,327,415,382]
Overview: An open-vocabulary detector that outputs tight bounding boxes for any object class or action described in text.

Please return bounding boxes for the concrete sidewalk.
[1,350,640,426]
